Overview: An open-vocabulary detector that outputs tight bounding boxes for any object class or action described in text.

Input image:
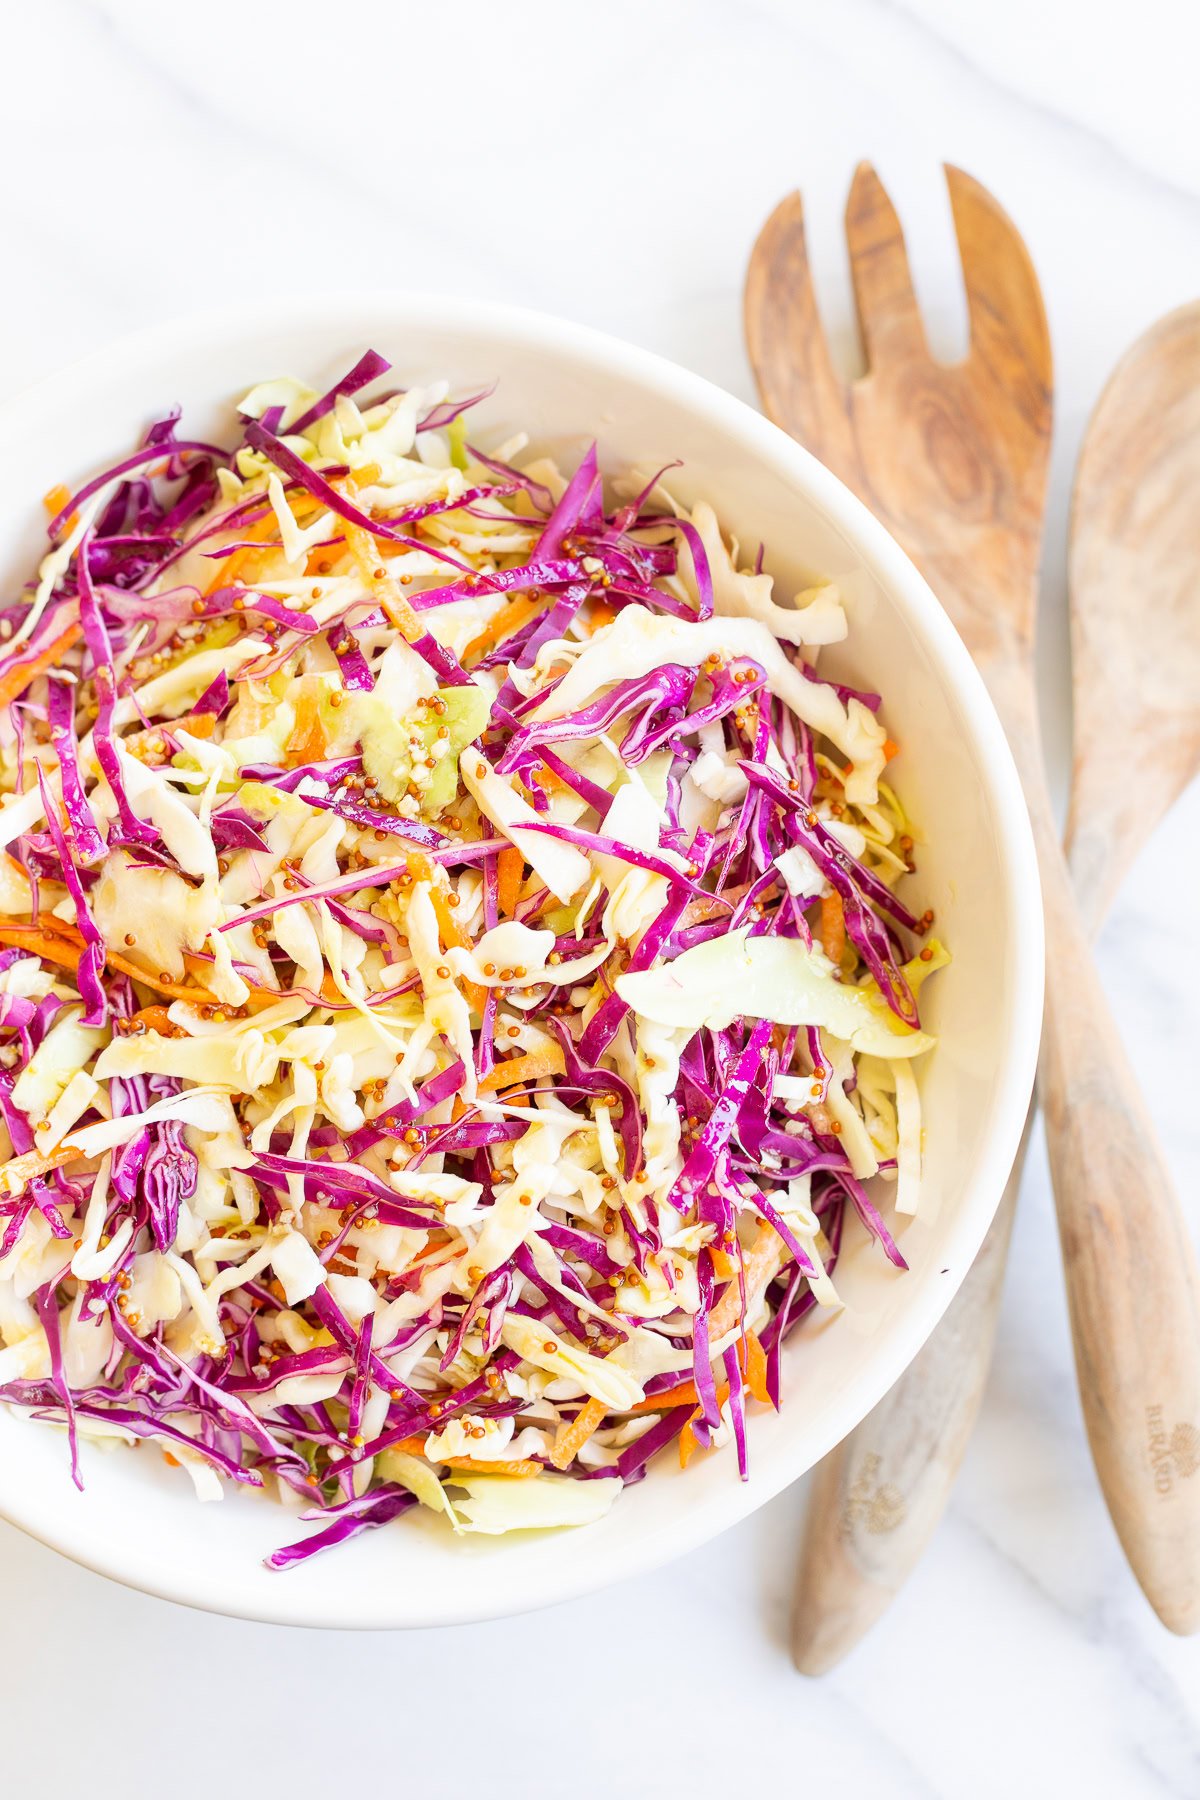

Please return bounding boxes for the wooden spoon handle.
[793,668,1200,1665]
[792,1153,1023,1674]
[1004,671,1200,1634]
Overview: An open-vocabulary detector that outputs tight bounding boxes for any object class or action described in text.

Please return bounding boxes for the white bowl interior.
[0,299,1042,1626]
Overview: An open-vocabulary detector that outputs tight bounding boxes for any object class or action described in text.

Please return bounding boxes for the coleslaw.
[0,353,944,1564]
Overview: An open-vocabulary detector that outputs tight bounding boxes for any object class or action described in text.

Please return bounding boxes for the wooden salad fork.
[771,297,1200,1672]
[745,166,1200,1653]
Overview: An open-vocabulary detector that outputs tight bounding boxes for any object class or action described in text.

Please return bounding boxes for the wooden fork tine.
[844,162,929,371]
[945,165,1053,409]
[744,192,857,488]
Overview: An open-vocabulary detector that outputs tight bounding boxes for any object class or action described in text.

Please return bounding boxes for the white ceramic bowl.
[0,297,1042,1627]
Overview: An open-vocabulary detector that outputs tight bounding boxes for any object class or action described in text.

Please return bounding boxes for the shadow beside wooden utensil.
[745,168,1200,1661]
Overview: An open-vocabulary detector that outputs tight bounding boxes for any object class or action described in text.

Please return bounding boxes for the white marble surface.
[3,0,1199,1792]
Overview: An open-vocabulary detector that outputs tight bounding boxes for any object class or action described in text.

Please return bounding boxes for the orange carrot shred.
[305,540,345,575]
[496,845,524,919]
[478,1043,566,1094]
[42,483,77,534]
[341,521,426,642]
[0,916,279,1012]
[635,1332,773,1426]
[0,917,96,981]
[742,1331,774,1409]
[283,682,328,766]
[462,592,545,663]
[549,1395,607,1470]
[819,892,845,966]
[443,1456,542,1477]
[405,848,487,1012]
[392,1435,541,1477]
[0,620,84,708]
[679,1380,735,1468]
[678,1336,773,1465]
[201,503,289,596]
[202,544,253,596]
[128,1006,177,1036]
[883,738,900,761]
[679,1416,701,1469]
[0,1141,80,1195]
[629,1378,699,1416]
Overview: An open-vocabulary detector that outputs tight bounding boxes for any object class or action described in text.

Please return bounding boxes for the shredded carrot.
[445,1456,543,1477]
[125,709,217,757]
[883,738,900,761]
[405,851,465,948]
[630,1331,771,1424]
[677,1335,775,1467]
[588,599,618,632]
[128,1005,177,1036]
[0,1140,82,1197]
[226,681,278,738]
[180,713,216,740]
[348,462,381,490]
[342,521,426,642]
[549,1394,607,1470]
[527,762,573,798]
[807,1099,836,1136]
[162,1452,180,1468]
[402,848,434,883]
[202,544,254,596]
[406,848,487,1012]
[147,956,279,1011]
[742,1330,774,1408]
[461,592,545,663]
[283,681,328,766]
[496,845,524,919]
[0,916,277,1012]
[0,916,86,973]
[405,1235,458,1270]
[305,540,345,575]
[392,1435,542,1477]
[680,1388,734,1468]
[478,1042,566,1093]
[42,483,78,532]
[630,1379,699,1416]
[679,1411,708,1469]
[709,1224,785,1341]
[0,620,84,708]
[818,892,845,967]
[710,1246,739,1282]
[201,502,293,595]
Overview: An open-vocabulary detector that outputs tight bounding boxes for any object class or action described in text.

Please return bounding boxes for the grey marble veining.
[1,2,1197,1793]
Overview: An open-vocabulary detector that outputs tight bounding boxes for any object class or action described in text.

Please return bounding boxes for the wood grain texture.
[746,167,1200,1652]
[1067,303,1200,936]
[749,166,1052,1672]
[791,1161,1021,1675]
[746,167,1051,664]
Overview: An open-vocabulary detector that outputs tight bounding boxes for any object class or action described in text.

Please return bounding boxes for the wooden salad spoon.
[767,297,1200,1671]
[745,168,1200,1657]
[1066,302,1200,938]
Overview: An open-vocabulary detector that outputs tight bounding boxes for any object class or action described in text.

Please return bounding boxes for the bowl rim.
[0,292,1044,1628]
